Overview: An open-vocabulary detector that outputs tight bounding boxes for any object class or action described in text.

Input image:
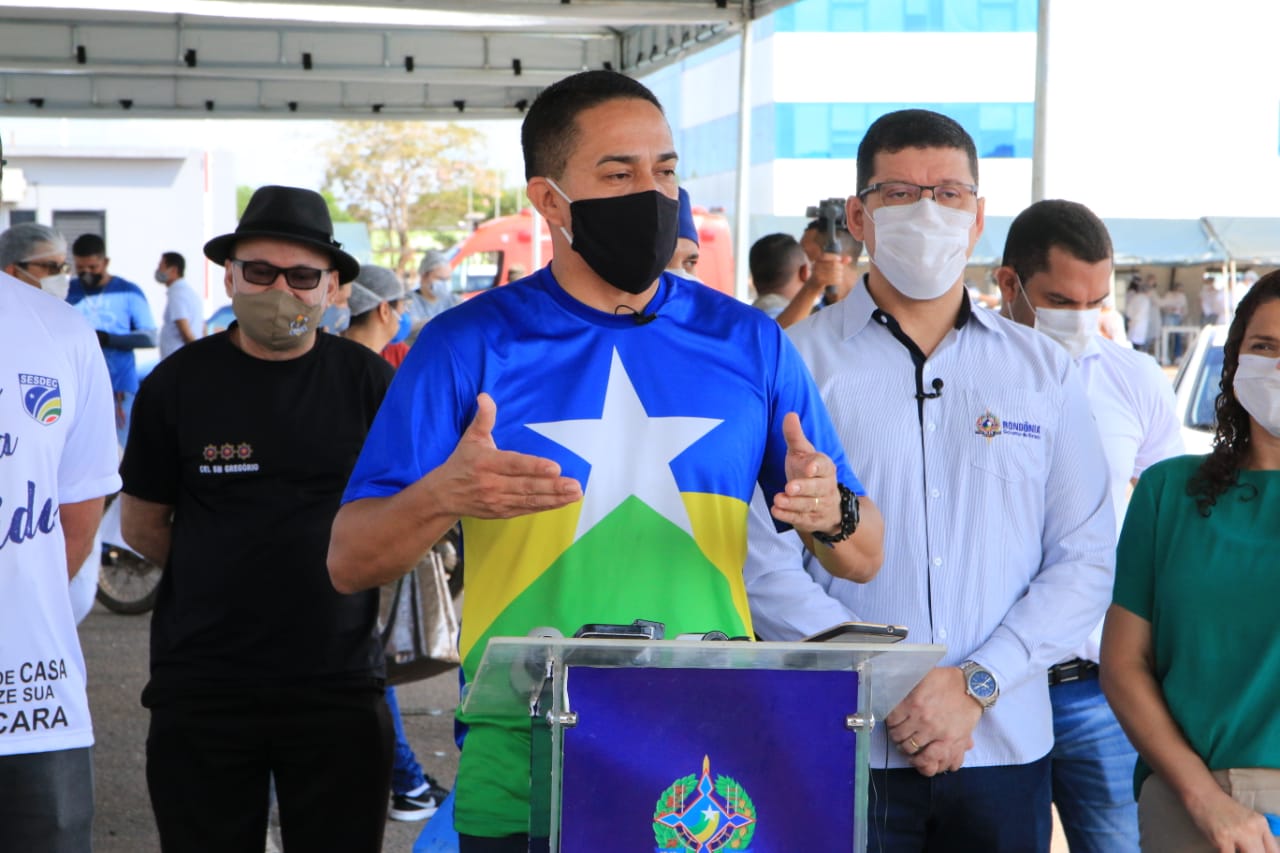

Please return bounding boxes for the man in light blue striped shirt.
[745,109,1115,852]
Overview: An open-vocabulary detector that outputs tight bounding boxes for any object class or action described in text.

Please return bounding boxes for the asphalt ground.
[80,600,461,853]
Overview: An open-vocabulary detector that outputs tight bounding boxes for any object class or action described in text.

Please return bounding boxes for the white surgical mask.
[869,200,974,301]
[40,272,70,300]
[1016,282,1100,360]
[16,263,70,300]
[1234,354,1280,439]
[1035,306,1101,360]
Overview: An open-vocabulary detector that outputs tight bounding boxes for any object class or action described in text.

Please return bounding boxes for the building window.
[9,209,36,226]
[53,210,107,249]
[774,0,1037,33]
[772,102,1033,160]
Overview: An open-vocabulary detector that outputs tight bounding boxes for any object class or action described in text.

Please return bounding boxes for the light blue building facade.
[643,0,1039,240]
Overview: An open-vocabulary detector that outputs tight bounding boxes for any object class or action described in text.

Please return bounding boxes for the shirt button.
[930,488,941,498]
[938,628,948,640]
[926,422,937,432]
[933,557,943,566]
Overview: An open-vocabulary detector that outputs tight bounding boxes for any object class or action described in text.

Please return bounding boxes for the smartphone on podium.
[801,621,908,644]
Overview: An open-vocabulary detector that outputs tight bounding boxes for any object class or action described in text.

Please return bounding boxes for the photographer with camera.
[774,198,863,328]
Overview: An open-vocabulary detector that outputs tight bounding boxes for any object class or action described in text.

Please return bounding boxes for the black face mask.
[79,272,102,289]
[554,185,679,295]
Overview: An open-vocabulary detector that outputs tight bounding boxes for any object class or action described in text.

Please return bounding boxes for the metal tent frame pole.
[732,18,753,303]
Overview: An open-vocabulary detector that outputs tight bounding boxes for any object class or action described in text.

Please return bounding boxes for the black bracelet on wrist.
[811,482,859,546]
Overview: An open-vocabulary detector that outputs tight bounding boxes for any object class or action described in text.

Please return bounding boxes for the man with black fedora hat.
[119,185,396,852]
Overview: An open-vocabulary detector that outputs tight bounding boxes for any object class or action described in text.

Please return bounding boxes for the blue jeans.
[116,389,135,450]
[387,685,427,796]
[868,754,1052,852]
[0,746,94,853]
[1050,676,1140,852]
[1162,313,1187,363]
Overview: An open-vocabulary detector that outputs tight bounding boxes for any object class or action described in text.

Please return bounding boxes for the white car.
[1171,325,1228,455]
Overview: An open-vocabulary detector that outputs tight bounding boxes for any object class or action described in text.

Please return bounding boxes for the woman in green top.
[1102,271,1280,853]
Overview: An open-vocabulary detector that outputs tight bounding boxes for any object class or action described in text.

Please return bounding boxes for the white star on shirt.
[526,348,722,542]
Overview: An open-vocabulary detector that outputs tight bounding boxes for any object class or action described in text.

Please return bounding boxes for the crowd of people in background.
[745,211,1252,374]
[3,69,1279,853]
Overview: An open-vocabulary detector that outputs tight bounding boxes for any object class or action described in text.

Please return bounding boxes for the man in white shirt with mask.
[995,198,1183,853]
[154,251,203,360]
[744,109,1115,851]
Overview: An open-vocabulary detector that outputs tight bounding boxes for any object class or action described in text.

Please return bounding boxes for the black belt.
[1048,658,1098,686]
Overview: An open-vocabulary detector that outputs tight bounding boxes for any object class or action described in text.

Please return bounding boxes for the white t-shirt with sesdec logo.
[0,272,121,757]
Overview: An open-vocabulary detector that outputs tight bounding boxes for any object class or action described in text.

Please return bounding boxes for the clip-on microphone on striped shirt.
[916,377,944,400]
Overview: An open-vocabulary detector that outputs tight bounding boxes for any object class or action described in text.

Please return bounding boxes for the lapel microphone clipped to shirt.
[916,377,944,400]
[614,305,658,325]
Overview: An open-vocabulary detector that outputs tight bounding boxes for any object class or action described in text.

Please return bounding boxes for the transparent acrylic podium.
[460,636,943,852]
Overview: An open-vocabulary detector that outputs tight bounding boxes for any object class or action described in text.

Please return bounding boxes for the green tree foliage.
[324,121,487,275]
[236,185,254,219]
[411,185,527,230]
[321,189,355,223]
[238,184,352,224]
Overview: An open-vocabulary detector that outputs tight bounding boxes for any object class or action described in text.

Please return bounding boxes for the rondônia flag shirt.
[341,266,863,832]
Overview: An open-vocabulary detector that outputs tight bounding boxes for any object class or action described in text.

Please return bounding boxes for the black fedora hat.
[204,185,360,284]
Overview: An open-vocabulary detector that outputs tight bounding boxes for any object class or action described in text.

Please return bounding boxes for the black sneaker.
[422,774,451,803]
[389,790,437,822]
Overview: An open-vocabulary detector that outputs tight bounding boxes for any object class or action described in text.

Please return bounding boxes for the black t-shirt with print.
[121,329,395,700]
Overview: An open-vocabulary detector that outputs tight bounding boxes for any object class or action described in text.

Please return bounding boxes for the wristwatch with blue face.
[960,660,999,712]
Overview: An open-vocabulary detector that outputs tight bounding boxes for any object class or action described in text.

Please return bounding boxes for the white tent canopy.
[0,0,790,120]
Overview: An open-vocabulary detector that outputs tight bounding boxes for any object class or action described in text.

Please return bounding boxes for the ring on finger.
[814,496,820,511]
[908,737,922,754]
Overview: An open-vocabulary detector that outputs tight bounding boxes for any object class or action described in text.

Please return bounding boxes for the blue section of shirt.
[343,268,861,513]
[67,275,156,393]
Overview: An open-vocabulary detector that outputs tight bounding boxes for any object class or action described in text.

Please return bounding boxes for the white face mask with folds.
[1234,354,1280,438]
[40,273,70,300]
[15,261,70,300]
[1016,280,1100,360]
[868,199,974,301]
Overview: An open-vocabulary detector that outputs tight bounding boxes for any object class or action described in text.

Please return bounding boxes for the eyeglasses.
[17,259,69,276]
[230,258,332,291]
[857,181,979,209]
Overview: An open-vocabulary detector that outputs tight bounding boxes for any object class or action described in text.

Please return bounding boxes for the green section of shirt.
[1114,455,1280,796]
[454,495,749,837]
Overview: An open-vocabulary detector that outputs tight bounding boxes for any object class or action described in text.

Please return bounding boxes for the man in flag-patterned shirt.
[330,69,884,852]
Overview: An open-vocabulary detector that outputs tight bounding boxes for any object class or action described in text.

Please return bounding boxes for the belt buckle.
[1048,659,1094,686]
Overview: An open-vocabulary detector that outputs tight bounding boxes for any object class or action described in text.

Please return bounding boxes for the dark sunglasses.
[230,258,332,291]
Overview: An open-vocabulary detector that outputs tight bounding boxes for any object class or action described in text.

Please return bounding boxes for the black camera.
[805,198,848,254]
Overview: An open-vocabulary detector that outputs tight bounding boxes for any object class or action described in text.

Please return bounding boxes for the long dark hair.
[1187,271,1280,515]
